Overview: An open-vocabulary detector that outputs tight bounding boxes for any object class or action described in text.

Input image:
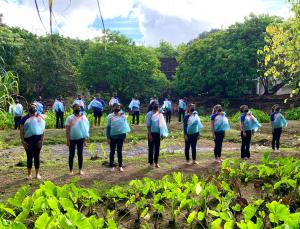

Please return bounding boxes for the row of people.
[9,94,188,129]
[18,100,287,179]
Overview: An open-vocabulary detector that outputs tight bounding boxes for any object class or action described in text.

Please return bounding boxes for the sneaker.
[217,159,222,164]
[192,160,199,165]
[119,167,124,172]
[79,170,85,175]
[110,167,115,172]
[155,163,160,168]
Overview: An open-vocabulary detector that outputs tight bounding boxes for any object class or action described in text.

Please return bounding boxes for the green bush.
[230,109,269,123]
[285,107,300,120]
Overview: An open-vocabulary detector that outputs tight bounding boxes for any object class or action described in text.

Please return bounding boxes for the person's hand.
[148,133,153,142]
[243,131,246,137]
[184,135,188,142]
[107,139,111,144]
[67,140,70,147]
[22,141,28,150]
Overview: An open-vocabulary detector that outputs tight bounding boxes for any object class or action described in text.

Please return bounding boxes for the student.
[52,97,64,129]
[147,95,159,112]
[210,104,230,163]
[9,99,23,129]
[163,96,173,124]
[73,94,85,114]
[128,95,140,125]
[240,105,261,159]
[146,102,168,168]
[178,97,187,122]
[88,94,106,127]
[109,93,120,107]
[34,96,45,115]
[183,103,203,164]
[20,103,45,179]
[106,103,130,172]
[66,104,90,175]
[270,105,287,153]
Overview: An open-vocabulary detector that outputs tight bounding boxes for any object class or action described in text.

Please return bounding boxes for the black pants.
[132,111,140,125]
[214,131,225,158]
[241,130,252,158]
[14,116,22,129]
[178,108,185,122]
[148,133,161,164]
[165,110,171,124]
[110,137,125,167]
[25,135,42,169]
[185,133,199,161]
[272,127,282,150]
[55,111,64,129]
[69,139,84,170]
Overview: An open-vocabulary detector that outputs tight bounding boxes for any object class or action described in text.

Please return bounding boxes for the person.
[270,105,287,153]
[9,99,23,129]
[147,95,159,112]
[88,94,106,126]
[128,95,140,125]
[73,94,85,114]
[52,97,64,129]
[178,97,187,122]
[146,102,168,168]
[163,96,173,124]
[183,103,203,164]
[106,103,130,172]
[109,93,120,107]
[210,104,230,163]
[66,103,90,175]
[19,103,45,179]
[240,105,261,159]
[33,96,45,115]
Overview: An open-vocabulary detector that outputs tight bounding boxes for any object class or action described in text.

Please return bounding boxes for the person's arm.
[210,120,215,140]
[183,115,188,141]
[106,116,111,144]
[66,125,70,146]
[146,113,152,141]
[19,125,27,149]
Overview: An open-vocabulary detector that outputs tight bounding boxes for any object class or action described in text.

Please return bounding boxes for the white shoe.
[119,167,124,172]
[110,167,115,172]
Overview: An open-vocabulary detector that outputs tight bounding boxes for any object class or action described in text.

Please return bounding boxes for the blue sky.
[0,0,291,46]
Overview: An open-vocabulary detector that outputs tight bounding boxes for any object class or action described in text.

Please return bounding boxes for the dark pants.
[69,139,84,171]
[93,109,103,126]
[241,130,252,158]
[185,133,199,161]
[214,131,225,158]
[55,111,64,129]
[272,127,282,150]
[14,116,22,129]
[165,110,171,124]
[25,135,42,169]
[132,111,140,125]
[178,108,185,122]
[110,137,125,167]
[148,133,161,164]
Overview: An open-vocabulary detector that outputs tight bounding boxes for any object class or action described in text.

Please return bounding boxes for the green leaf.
[14,210,30,223]
[35,212,51,229]
[197,211,205,221]
[187,211,196,224]
[59,198,74,210]
[3,207,16,217]
[267,201,290,223]
[243,205,257,222]
[211,218,222,229]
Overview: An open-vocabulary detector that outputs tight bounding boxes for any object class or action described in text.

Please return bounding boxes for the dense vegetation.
[0,154,299,228]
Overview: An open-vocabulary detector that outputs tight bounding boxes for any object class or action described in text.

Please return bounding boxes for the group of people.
[8,94,287,180]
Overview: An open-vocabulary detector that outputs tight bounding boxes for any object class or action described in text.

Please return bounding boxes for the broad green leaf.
[243,205,257,222]
[211,218,222,229]
[187,211,196,224]
[195,183,202,195]
[197,211,205,221]
[35,212,51,229]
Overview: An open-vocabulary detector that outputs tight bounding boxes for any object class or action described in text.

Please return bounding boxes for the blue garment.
[271,112,287,129]
[53,100,64,112]
[178,99,187,110]
[211,112,230,132]
[33,101,44,115]
[73,99,85,112]
[9,104,23,117]
[163,100,172,112]
[21,114,45,138]
[106,113,130,138]
[66,114,90,140]
[88,99,105,111]
[146,111,160,133]
[129,99,140,111]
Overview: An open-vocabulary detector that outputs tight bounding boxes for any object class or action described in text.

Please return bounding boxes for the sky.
[0,0,292,46]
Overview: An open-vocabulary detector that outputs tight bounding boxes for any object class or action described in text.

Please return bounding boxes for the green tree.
[175,14,279,97]
[80,42,169,101]
[155,40,178,59]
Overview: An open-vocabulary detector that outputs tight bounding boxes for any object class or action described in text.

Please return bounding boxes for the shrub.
[285,107,300,120]
[230,109,269,123]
